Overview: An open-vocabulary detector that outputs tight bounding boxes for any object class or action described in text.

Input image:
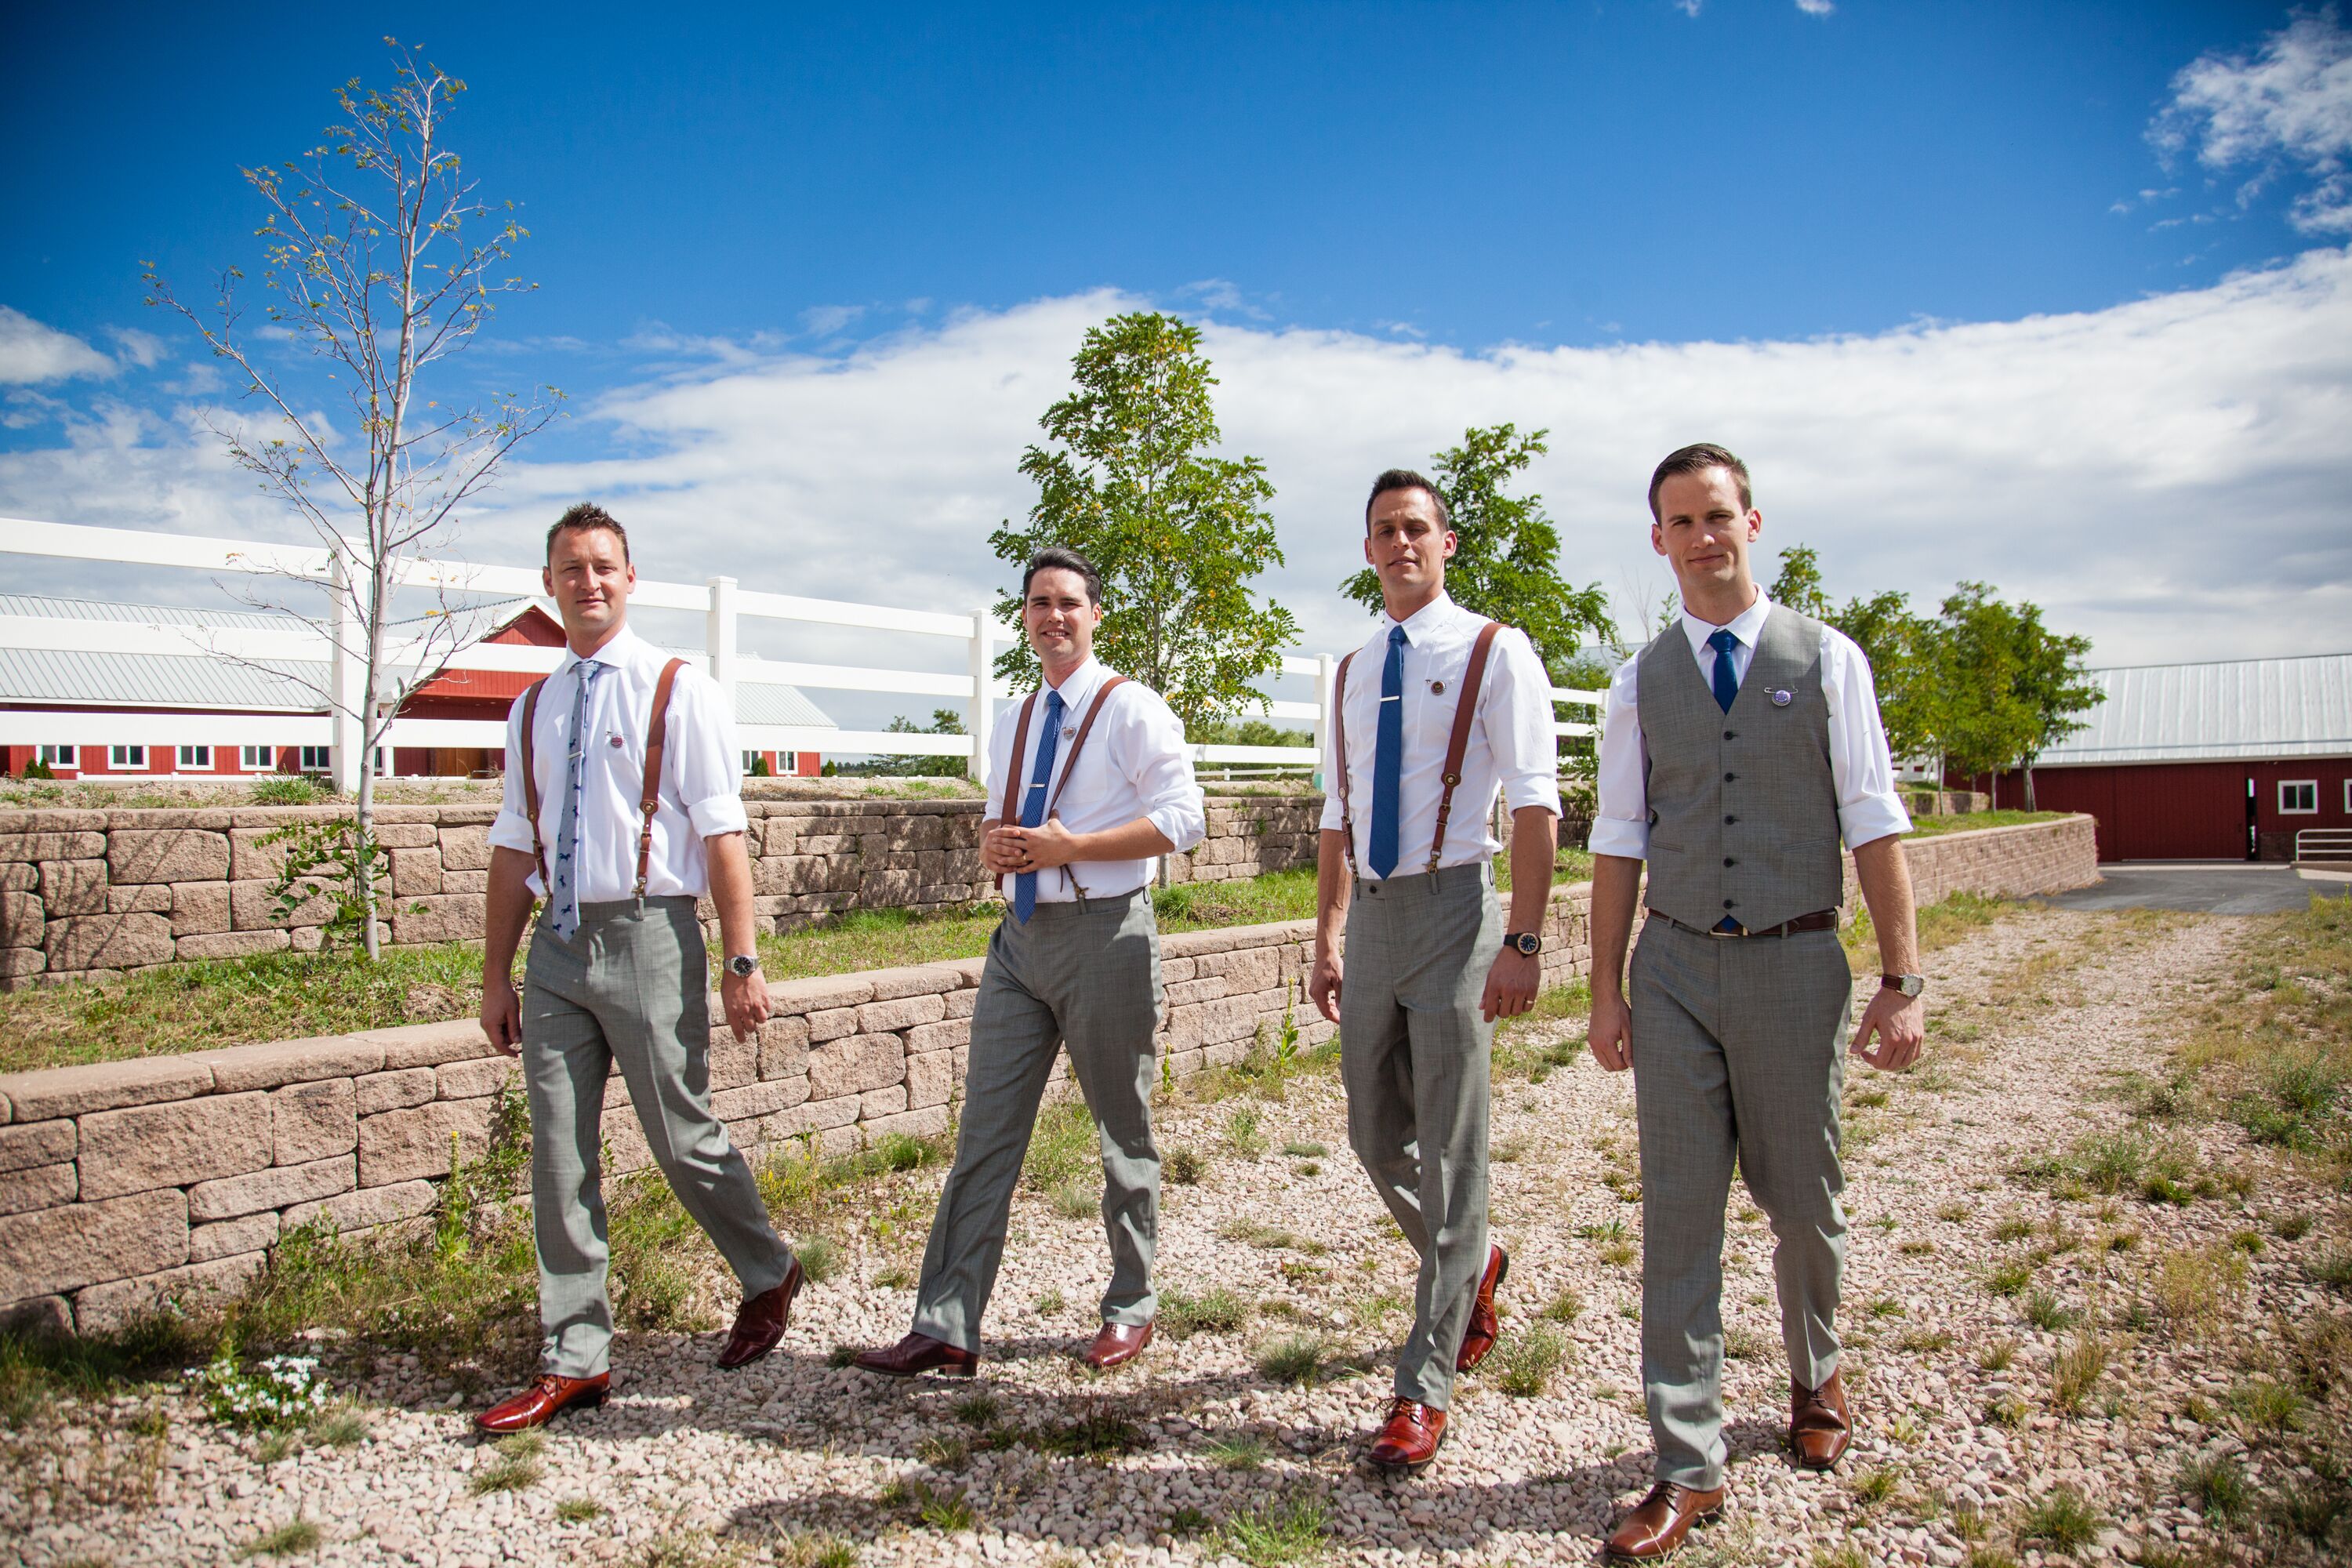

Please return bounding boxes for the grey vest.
[1636,604,1845,932]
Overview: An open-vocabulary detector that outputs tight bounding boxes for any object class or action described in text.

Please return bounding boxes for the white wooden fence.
[0,518,1599,793]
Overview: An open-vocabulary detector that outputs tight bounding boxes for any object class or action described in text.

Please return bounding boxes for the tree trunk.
[2024,761,2038,812]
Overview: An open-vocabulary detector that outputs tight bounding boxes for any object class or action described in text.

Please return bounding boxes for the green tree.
[843,709,968,779]
[989,313,1298,731]
[1926,583,2045,797]
[1769,544,1937,764]
[1341,424,1615,669]
[2006,608,2102,810]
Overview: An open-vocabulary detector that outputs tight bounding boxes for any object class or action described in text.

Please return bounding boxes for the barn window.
[240,746,272,771]
[2279,781,2318,815]
[110,745,147,768]
[298,746,332,773]
[177,745,212,769]
[38,746,75,768]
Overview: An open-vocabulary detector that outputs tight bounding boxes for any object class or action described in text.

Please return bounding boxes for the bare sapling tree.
[145,40,561,960]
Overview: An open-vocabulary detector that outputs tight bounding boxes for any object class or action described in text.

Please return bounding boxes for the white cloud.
[0,307,118,385]
[800,303,867,337]
[1674,1,1702,16]
[1795,0,1835,16]
[2153,11,2352,231]
[7,256,2352,679]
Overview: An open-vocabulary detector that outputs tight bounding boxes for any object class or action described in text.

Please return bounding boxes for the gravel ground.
[8,905,2343,1568]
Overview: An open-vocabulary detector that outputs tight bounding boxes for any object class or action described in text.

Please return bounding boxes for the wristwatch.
[1880,973,1926,997]
[726,953,761,979]
[1505,931,1544,956]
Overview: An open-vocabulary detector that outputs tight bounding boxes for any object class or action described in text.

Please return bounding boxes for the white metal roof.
[2037,652,2352,766]
[0,596,836,730]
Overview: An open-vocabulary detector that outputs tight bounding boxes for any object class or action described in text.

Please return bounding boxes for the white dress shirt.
[1317,593,1561,878]
[981,655,1207,902]
[1587,590,1913,860]
[488,624,750,902]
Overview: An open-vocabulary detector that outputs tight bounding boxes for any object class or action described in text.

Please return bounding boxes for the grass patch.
[240,1519,323,1558]
[2024,1289,2078,1332]
[1203,1431,1273,1470]
[1254,1332,1326,1386]
[2050,1333,2109,1414]
[1161,1287,1249,1340]
[470,1430,546,1495]
[1215,1485,1331,1567]
[556,1497,604,1523]
[2180,1450,2249,1523]
[2151,1242,2249,1333]
[1977,1338,2019,1373]
[1218,1218,1327,1254]
[1541,1287,1585,1323]
[1225,1106,1270,1159]
[1165,1145,1205,1185]
[2018,1486,2102,1555]
[1491,1323,1568,1396]
[1985,1258,2034,1298]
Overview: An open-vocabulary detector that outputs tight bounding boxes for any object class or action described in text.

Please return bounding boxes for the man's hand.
[1587,990,1632,1073]
[721,968,772,1044]
[481,975,524,1058]
[995,817,1082,872]
[979,823,1025,876]
[1308,949,1344,1024]
[1479,948,1541,1023]
[1851,986,1925,1071]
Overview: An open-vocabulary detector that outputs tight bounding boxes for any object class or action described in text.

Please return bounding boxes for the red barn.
[1971,652,2352,862]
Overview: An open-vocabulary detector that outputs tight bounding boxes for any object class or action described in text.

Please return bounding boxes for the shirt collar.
[1040,653,1104,713]
[558,622,644,679]
[1679,590,1773,659]
[1379,590,1457,645]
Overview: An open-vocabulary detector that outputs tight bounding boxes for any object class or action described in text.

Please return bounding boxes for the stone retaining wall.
[0,796,1327,989]
[0,816,2096,1335]
[0,878,1596,1336]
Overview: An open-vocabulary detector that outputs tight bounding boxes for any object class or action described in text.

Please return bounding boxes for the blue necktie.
[549,659,604,940]
[1368,625,1407,878]
[1012,687,1065,924]
[1708,628,1740,714]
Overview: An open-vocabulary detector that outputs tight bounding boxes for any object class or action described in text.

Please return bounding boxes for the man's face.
[543,526,635,643]
[1022,568,1102,667]
[1364,487,1456,600]
[1650,466,1760,597]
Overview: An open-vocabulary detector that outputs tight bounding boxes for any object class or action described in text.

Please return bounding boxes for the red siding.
[1984,757,2352,860]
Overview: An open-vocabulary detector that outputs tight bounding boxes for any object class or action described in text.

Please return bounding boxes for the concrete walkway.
[2047,860,2352,914]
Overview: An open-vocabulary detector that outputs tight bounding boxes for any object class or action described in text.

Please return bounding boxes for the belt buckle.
[1708,920,1744,938]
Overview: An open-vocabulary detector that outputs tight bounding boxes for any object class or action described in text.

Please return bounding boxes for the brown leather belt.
[1652,909,1840,938]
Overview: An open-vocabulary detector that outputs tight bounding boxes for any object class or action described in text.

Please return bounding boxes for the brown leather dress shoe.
[1082,1320,1153,1370]
[851,1330,981,1378]
[717,1258,805,1370]
[1367,1398,1446,1474]
[1605,1482,1726,1559]
[474,1372,608,1435]
[1456,1243,1509,1372]
[1789,1369,1851,1470]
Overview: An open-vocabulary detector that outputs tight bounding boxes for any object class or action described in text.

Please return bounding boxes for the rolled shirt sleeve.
[1824,630,1914,850]
[1129,691,1207,853]
[487,690,540,857]
[1586,656,1651,859]
[668,670,750,840]
[1317,677,1347,835]
[1488,626,1561,818]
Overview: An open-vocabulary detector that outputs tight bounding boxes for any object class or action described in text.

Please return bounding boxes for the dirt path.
[9,904,2341,1568]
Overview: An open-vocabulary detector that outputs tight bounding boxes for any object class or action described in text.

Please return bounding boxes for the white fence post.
[707,575,739,731]
[330,555,363,794]
[1312,652,1334,790]
[967,604,996,776]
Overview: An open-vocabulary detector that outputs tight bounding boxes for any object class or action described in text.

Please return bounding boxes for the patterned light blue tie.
[1708,627,1740,714]
[1012,687,1065,924]
[548,659,604,940]
[1368,625,1407,878]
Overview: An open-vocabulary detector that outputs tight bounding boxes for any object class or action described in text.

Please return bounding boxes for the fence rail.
[2296,829,2352,863]
[1,517,1601,787]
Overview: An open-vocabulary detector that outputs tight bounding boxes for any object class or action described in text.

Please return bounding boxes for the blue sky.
[4,2,2350,683]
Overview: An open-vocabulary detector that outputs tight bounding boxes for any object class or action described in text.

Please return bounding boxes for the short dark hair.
[1646,444,1752,522]
[546,502,630,565]
[1364,468,1450,532]
[1021,546,1102,605]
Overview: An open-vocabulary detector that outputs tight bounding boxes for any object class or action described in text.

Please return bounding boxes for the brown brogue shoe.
[1605,1482,1726,1560]
[717,1258,805,1370]
[1367,1398,1446,1474]
[1789,1369,1851,1470]
[1456,1243,1509,1372]
[1082,1320,1153,1370]
[474,1372,608,1435]
[851,1330,981,1378]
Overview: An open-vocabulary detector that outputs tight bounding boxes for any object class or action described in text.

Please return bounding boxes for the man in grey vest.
[1309,470,1560,1474]
[474,503,804,1434]
[1585,445,1926,1559]
[854,547,1205,1378]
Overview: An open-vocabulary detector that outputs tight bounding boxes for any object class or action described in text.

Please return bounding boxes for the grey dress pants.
[909,887,1165,1351]
[1630,916,1853,1490]
[521,896,795,1378]
[1339,860,1501,1410]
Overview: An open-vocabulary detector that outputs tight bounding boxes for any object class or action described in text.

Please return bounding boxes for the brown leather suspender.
[636,659,685,898]
[990,674,1131,898]
[1331,618,1506,878]
[515,655,687,905]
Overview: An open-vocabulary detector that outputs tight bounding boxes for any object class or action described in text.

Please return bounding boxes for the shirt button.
[1724,772,1737,782]
[1724,857,1736,867]
[1723,898,1736,909]
[1725,815,1737,825]
[1723,731,1736,741]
